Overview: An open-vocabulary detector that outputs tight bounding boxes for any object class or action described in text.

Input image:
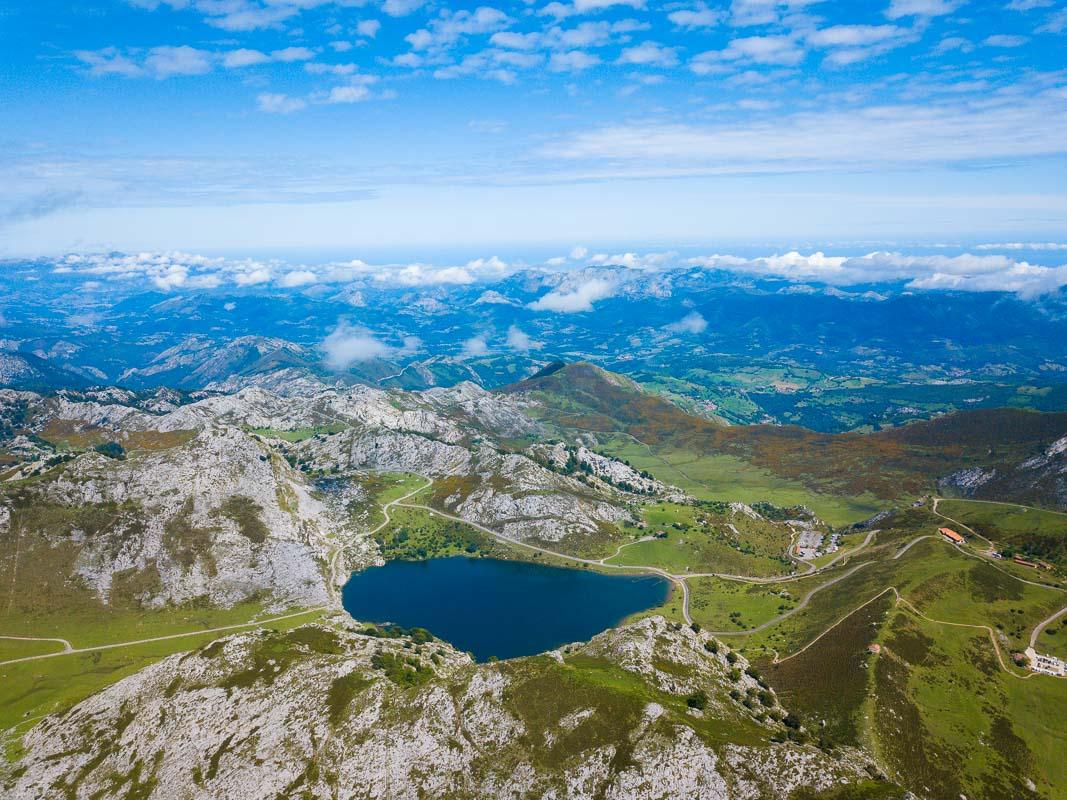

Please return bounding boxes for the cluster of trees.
[94,441,126,460]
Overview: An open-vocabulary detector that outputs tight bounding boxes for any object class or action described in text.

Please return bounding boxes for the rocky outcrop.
[7,426,356,608]
[295,431,632,544]
[8,617,887,800]
[938,433,1067,510]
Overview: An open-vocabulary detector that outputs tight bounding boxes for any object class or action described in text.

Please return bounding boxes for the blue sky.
[2,0,1067,255]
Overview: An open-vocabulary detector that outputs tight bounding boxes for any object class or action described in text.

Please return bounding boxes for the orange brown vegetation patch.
[39,419,195,453]
[505,363,1067,502]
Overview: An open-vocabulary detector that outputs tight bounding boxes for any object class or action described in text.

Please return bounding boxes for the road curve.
[0,635,73,652]
[1030,604,1067,650]
[327,478,433,599]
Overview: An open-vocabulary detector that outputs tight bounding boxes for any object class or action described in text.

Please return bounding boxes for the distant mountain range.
[2,262,1067,432]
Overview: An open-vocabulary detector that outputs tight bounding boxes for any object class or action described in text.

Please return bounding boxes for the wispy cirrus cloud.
[543,89,1067,171]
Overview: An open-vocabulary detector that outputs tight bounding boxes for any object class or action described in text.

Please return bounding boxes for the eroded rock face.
[9,426,352,608]
[9,617,881,800]
[937,467,997,496]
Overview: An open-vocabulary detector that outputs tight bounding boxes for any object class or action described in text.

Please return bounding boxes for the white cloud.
[468,119,509,133]
[323,322,394,368]
[271,46,317,62]
[807,24,904,47]
[588,251,676,269]
[223,48,271,68]
[694,35,805,69]
[358,19,382,37]
[507,325,544,351]
[529,277,615,312]
[257,92,308,113]
[74,48,145,77]
[277,269,318,287]
[55,251,238,290]
[1006,0,1053,8]
[668,4,723,28]
[306,62,359,76]
[144,45,214,78]
[617,41,679,67]
[387,264,476,285]
[327,84,372,103]
[383,0,425,16]
[224,47,315,68]
[727,0,823,27]
[491,31,542,50]
[78,45,215,78]
[933,36,974,53]
[975,242,1067,251]
[665,311,708,334]
[541,0,645,18]
[152,265,189,291]
[574,0,645,10]
[466,255,509,272]
[80,42,314,80]
[570,246,589,259]
[234,267,272,286]
[685,250,1067,298]
[460,335,490,358]
[550,50,601,71]
[405,7,511,52]
[885,0,964,19]
[1038,8,1067,31]
[983,34,1028,47]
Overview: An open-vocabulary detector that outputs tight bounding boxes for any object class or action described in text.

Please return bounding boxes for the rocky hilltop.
[0,377,679,626]
[8,617,899,800]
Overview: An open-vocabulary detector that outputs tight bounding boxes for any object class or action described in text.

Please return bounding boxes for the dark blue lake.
[341,557,670,661]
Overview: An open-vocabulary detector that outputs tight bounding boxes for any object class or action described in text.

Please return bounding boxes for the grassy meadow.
[599,436,884,526]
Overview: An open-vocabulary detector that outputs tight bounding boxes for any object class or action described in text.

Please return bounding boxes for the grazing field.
[0,609,324,740]
[873,612,1067,800]
[599,437,883,526]
[0,638,66,662]
[608,501,794,577]
[686,578,798,632]
[1036,619,1067,659]
[249,423,348,442]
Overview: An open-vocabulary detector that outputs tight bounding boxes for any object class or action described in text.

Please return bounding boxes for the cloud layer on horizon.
[35,245,1067,301]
